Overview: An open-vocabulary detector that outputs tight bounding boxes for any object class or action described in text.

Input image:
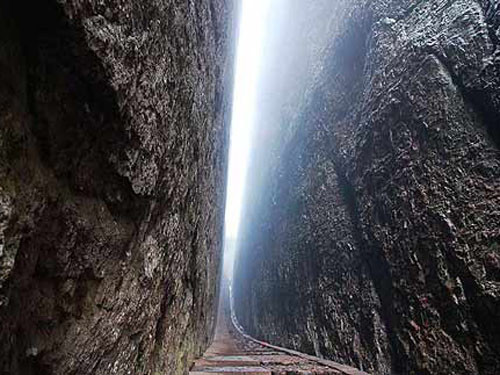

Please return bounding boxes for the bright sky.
[224,0,270,240]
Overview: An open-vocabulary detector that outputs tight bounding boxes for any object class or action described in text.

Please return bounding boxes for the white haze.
[223,0,271,279]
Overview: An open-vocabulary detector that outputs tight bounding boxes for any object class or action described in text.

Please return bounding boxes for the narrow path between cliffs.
[189,283,369,375]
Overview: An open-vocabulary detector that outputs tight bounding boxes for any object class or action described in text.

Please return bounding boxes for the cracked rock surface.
[0,0,236,374]
[233,1,500,374]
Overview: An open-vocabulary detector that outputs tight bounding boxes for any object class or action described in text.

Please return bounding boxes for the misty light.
[224,1,269,239]
[223,0,270,278]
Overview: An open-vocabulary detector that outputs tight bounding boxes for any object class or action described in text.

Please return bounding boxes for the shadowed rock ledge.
[0,0,237,374]
[233,1,500,374]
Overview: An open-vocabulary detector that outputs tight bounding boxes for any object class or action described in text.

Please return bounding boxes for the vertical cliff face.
[0,1,236,374]
[234,1,500,374]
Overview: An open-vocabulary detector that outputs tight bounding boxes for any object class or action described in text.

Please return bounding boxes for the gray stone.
[0,1,237,374]
[233,1,500,374]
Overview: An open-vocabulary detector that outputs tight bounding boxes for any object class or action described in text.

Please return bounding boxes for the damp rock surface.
[233,1,500,374]
[0,0,236,374]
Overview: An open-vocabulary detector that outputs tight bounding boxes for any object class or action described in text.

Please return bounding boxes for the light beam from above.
[223,0,271,279]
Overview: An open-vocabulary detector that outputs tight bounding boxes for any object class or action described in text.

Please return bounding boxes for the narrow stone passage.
[190,284,368,375]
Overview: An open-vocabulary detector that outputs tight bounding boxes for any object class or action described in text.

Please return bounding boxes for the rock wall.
[0,0,237,374]
[233,1,500,374]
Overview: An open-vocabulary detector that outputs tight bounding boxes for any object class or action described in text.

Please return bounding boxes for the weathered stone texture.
[234,1,500,374]
[0,0,236,374]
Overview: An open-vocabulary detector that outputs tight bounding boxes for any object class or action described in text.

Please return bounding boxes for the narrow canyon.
[0,1,499,375]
